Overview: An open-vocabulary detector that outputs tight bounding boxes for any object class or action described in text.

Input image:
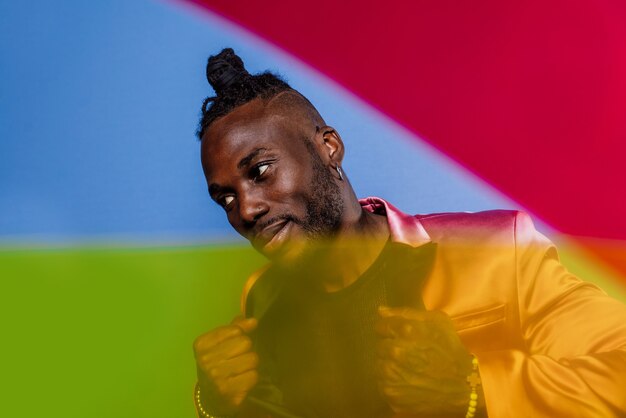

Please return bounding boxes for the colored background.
[1,1,624,416]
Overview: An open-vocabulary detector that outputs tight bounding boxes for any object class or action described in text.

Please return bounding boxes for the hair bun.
[206,48,248,95]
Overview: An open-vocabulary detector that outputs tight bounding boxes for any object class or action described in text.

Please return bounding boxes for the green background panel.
[1,245,265,418]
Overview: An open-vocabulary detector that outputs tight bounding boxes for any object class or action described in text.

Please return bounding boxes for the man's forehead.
[206,98,301,139]
[205,113,296,157]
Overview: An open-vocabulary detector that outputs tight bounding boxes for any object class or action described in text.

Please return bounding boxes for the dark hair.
[197,48,292,140]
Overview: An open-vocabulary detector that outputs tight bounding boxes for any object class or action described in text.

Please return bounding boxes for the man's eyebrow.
[208,183,222,198]
[237,147,268,169]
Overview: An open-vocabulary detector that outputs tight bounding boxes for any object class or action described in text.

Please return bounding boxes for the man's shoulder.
[416,208,520,224]
[361,197,539,247]
[415,209,526,244]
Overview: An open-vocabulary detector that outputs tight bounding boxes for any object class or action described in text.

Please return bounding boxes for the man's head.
[199,48,353,263]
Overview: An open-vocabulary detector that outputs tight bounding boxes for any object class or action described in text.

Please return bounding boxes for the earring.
[335,164,344,181]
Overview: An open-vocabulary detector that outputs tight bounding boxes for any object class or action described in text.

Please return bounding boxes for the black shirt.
[247,241,437,418]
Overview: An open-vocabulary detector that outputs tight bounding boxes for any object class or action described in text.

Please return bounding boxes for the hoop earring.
[335,164,344,181]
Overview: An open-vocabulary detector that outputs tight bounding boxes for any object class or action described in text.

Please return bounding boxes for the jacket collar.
[243,197,433,317]
[359,196,431,248]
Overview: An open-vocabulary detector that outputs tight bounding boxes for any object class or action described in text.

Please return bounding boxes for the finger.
[378,384,418,415]
[207,352,259,380]
[374,316,428,339]
[376,338,408,361]
[376,351,431,383]
[376,339,433,376]
[378,307,453,328]
[378,305,429,320]
[199,334,253,364]
[380,384,432,408]
[231,316,258,334]
[374,316,406,338]
[375,358,405,383]
[386,375,459,399]
[193,325,244,354]
[225,370,259,405]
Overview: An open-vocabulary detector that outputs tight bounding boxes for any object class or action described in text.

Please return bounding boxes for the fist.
[374,306,473,416]
[193,316,259,416]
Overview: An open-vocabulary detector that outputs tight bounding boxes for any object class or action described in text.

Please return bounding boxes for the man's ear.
[319,126,345,165]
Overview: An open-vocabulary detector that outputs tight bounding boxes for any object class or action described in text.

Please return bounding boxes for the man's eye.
[222,196,235,207]
[258,164,269,176]
[253,163,271,179]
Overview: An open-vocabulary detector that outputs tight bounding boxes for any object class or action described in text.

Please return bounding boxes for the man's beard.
[298,143,344,239]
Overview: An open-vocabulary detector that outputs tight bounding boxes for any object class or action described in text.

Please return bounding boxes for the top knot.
[206,48,248,95]
[197,47,294,140]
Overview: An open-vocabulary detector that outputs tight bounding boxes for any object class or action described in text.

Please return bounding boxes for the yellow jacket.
[242,197,626,417]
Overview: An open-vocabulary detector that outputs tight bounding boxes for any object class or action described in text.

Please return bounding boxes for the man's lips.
[253,219,291,253]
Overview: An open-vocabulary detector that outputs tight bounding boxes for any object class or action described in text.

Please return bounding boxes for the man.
[193,48,626,418]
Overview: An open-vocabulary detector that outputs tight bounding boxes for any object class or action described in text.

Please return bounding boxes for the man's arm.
[477,212,626,417]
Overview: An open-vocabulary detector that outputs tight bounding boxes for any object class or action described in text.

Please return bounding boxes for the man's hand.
[193,316,259,416]
[374,306,478,417]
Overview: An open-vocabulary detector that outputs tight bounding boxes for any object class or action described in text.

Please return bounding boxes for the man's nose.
[238,191,269,225]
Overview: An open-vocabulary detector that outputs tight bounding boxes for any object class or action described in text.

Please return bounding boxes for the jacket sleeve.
[477,212,626,417]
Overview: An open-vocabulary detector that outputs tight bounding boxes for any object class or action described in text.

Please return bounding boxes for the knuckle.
[215,381,229,397]
[199,352,216,368]
[401,322,413,336]
[382,386,396,397]
[223,325,242,339]
[192,335,206,353]
[231,393,245,407]
[380,362,393,378]
[208,367,221,380]
[390,403,407,414]
[239,336,252,352]
[390,345,402,361]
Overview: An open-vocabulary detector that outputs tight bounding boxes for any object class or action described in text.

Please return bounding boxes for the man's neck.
[305,208,390,293]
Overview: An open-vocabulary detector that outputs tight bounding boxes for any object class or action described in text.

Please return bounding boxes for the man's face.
[201,99,344,262]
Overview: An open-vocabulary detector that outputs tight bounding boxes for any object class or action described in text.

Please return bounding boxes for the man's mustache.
[252,207,329,242]
[257,214,296,232]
